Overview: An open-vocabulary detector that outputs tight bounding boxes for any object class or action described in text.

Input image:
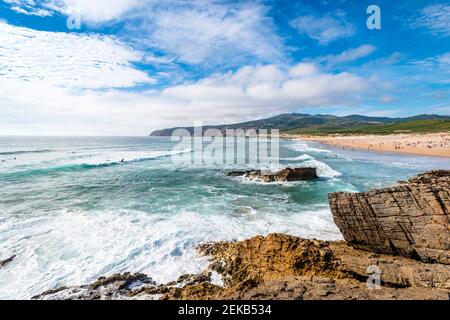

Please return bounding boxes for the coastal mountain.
[150,114,450,136]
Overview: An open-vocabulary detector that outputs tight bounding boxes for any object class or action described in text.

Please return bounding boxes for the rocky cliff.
[329,170,450,265]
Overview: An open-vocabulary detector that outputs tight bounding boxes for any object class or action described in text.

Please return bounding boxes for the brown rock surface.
[190,234,449,300]
[329,170,450,264]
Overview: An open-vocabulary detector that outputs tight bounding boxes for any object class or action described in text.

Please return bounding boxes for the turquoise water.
[0,136,449,299]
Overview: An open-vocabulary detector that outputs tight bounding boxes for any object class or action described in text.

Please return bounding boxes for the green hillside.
[284,119,450,136]
[150,114,450,136]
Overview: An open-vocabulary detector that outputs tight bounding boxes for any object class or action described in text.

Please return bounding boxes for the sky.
[0,0,449,136]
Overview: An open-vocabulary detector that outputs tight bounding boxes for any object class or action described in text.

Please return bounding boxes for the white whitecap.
[288,142,332,154]
[0,206,341,299]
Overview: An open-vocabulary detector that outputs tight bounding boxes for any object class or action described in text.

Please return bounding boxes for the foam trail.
[0,206,341,300]
[0,149,54,156]
[281,154,314,161]
[288,142,332,154]
[303,158,342,178]
[0,149,193,179]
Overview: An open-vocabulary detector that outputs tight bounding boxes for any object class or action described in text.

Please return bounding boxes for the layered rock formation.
[329,170,450,264]
[227,167,318,182]
[192,234,449,300]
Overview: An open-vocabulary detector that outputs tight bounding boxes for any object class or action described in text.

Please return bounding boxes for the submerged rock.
[227,167,318,182]
[329,170,450,264]
[0,255,15,269]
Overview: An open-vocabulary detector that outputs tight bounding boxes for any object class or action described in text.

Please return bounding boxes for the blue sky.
[0,0,449,135]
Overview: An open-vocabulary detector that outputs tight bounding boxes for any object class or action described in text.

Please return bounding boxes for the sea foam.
[0,206,341,300]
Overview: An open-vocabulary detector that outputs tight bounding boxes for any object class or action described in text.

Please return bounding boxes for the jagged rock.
[33,271,220,301]
[0,255,15,268]
[156,273,223,300]
[33,273,158,300]
[171,234,449,300]
[329,170,450,264]
[227,167,318,182]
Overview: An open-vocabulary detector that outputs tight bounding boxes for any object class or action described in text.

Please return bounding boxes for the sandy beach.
[289,133,450,158]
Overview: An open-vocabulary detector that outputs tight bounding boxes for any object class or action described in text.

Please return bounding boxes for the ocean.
[0,136,449,299]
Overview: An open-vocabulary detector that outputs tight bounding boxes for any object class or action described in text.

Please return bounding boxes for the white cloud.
[363,52,404,67]
[10,6,53,16]
[290,12,355,45]
[437,52,450,66]
[410,52,450,72]
[60,0,141,24]
[0,63,371,135]
[316,45,376,67]
[163,63,369,108]
[143,2,283,65]
[0,11,373,136]
[405,52,450,86]
[0,22,154,89]
[2,0,284,66]
[410,4,450,37]
[3,0,54,16]
[2,0,140,22]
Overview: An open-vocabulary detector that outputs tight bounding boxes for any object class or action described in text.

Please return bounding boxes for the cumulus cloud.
[163,63,369,108]
[0,22,154,89]
[0,62,371,135]
[289,12,355,45]
[410,4,450,37]
[0,8,373,135]
[61,0,141,24]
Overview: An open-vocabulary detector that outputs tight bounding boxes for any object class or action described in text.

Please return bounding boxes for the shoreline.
[283,132,450,158]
